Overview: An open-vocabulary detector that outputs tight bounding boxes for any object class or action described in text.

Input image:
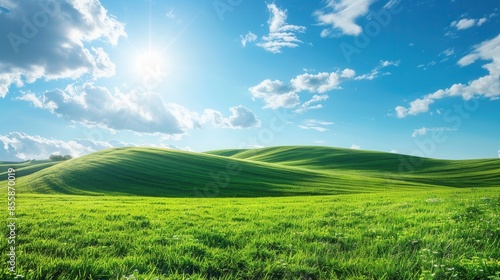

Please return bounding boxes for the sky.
[0,0,499,161]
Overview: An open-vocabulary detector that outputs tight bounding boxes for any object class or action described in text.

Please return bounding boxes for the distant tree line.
[49,154,73,161]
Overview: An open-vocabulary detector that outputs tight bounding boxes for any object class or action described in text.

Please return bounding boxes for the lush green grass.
[8,146,500,197]
[1,188,499,279]
[2,146,499,279]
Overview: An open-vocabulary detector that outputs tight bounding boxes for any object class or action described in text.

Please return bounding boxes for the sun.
[134,50,166,77]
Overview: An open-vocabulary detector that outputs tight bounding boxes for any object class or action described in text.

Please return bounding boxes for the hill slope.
[207,146,500,187]
[10,146,500,197]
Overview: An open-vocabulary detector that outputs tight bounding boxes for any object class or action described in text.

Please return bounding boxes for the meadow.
[1,146,499,279]
[0,189,499,279]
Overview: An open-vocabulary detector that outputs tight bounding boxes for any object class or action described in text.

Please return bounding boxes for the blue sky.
[0,0,499,161]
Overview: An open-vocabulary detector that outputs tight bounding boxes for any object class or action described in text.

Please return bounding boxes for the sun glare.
[135,50,165,77]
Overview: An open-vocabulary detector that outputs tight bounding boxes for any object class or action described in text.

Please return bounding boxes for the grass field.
[1,189,499,279]
[1,146,500,279]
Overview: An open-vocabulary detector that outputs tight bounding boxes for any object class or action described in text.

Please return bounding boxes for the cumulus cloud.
[20,84,194,135]
[451,17,487,30]
[0,0,126,97]
[395,98,434,118]
[0,132,195,161]
[396,34,500,118]
[298,119,334,132]
[292,73,339,93]
[227,106,261,128]
[19,84,260,136]
[315,0,375,37]
[249,79,299,109]
[292,72,345,93]
[243,3,306,53]
[250,69,356,110]
[201,106,261,129]
[411,127,458,137]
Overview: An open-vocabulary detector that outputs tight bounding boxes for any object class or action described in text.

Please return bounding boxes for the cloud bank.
[19,83,260,136]
[0,0,126,97]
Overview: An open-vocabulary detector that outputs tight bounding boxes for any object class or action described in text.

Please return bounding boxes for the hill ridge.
[4,146,500,197]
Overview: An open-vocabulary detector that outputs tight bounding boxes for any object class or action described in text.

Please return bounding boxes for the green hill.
[0,160,61,178]
[8,146,500,197]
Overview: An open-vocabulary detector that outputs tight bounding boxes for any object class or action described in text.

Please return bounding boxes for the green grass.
[1,188,499,279]
[7,146,500,197]
[1,146,499,279]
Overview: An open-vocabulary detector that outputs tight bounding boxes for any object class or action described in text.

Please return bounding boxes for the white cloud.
[390,149,398,153]
[395,98,434,118]
[240,31,257,47]
[416,60,436,70]
[91,47,116,79]
[227,106,261,128]
[0,132,111,161]
[249,79,299,109]
[254,3,306,53]
[315,0,375,37]
[477,17,487,26]
[295,94,329,114]
[396,34,500,118]
[451,18,475,30]
[19,84,260,136]
[20,83,195,135]
[251,68,356,110]
[17,91,43,108]
[0,0,126,98]
[411,127,428,138]
[0,132,195,161]
[355,60,399,80]
[350,143,361,150]
[298,119,334,132]
[441,48,455,57]
[291,72,343,93]
[341,68,356,78]
[380,60,400,67]
[202,106,261,129]
[411,127,458,137]
[450,17,487,30]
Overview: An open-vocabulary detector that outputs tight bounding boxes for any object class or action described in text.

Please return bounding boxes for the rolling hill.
[5,146,500,197]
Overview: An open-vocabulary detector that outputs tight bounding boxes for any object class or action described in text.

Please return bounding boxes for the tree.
[49,154,72,161]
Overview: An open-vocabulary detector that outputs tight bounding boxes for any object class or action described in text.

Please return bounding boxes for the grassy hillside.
[0,160,61,178]
[208,146,500,188]
[8,146,500,197]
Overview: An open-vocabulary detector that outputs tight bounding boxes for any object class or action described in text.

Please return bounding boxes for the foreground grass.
[2,188,499,279]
